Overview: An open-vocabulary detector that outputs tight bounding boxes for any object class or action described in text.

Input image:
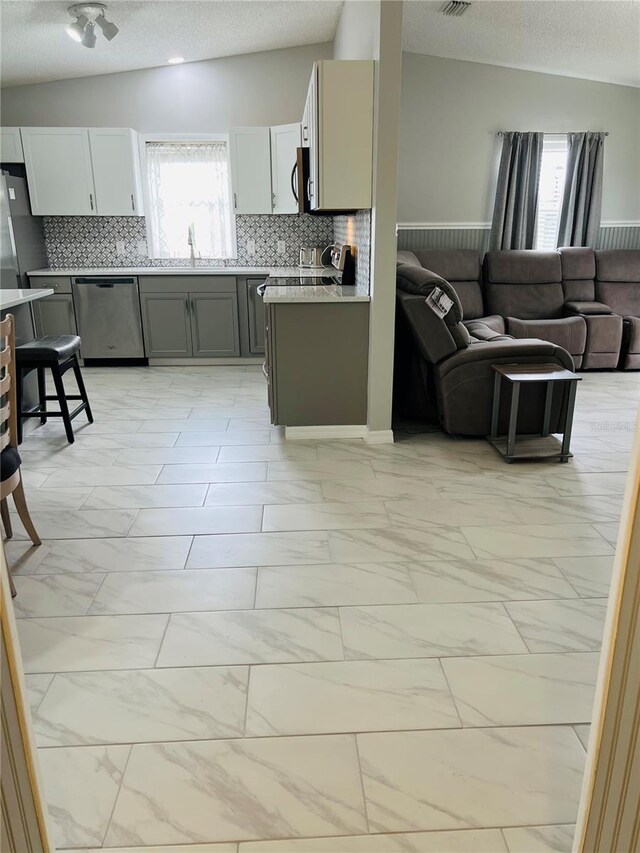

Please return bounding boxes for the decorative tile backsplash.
[43,214,334,269]
[334,210,371,290]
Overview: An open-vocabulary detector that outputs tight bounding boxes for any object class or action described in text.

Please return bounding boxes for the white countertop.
[1,288,54,309]
[26,265,371,304]
[263,281,370,303]
[27,266,333,277]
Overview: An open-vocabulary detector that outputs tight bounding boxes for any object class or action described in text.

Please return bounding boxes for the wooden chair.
[1,315,41,595]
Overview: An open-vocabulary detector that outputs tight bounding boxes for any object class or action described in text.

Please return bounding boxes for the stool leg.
[16,365,23,445]
[71,356,93,424]
[37,367,47,425]
[1,498,13,539]
[12,476,41,547]
[51,363,74,444]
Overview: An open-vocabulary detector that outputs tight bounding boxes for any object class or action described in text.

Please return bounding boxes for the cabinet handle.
[131,194,135,211]
[272,192,276,210]
[233,192,237,210]
[307,178,313,200]
[51,283,59,289]
[89,193,94,211]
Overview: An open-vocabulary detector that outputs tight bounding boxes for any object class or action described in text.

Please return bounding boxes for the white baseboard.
[365,428,395,444]
[285,425,366,440]
[149,357,263,366]
[284,425,396,443]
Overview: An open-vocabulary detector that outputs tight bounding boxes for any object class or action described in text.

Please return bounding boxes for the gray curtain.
[490,132,543,251]
[557,132,605,248]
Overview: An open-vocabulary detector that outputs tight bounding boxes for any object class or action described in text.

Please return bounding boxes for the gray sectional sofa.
[395,247,639,435]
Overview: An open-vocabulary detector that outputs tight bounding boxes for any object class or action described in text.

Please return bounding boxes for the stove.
[266,275,341,287]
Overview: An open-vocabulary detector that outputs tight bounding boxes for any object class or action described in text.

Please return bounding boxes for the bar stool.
[16,335,93,444]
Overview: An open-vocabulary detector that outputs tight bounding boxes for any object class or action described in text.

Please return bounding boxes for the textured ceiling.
[2,0,639,90]
[402,1,640,88]
[0,0,342,87]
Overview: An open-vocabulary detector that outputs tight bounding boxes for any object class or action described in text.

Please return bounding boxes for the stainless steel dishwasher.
[72,276,146,360]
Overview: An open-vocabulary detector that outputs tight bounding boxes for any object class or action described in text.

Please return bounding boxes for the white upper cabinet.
[21,127,96,216]
[229,127,272,215]
[88,129,144,216]
[0,128,24,163]
[21,126,144,216]
[270,123,301,215]
[305,60,374,211]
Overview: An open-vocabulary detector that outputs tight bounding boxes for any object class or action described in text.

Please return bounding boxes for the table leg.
[560,379,578,462]
[490,373,501,440]
[542,381,553,437]
[506,381,520,461]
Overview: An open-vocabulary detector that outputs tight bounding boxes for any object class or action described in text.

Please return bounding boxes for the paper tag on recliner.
[425,286,454,319]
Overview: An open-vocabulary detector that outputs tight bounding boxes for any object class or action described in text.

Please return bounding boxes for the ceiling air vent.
[440,1,472,16]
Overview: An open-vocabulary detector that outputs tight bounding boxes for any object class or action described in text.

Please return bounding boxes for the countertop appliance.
[1,173,47,291]
[72,275,145,361]
[299,247,324,267]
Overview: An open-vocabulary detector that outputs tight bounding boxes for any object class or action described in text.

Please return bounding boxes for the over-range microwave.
[292,147,357,216]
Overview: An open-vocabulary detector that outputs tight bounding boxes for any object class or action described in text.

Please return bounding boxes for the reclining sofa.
[395,261,573,436]
[398,247,639,370]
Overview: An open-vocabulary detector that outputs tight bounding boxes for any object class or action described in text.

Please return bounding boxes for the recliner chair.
[395,262,573,436]
[559,247,623,369]
[594,250,640,369]
[483,251,587,368]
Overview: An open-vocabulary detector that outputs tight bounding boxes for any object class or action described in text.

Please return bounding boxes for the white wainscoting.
[396,222,640,253]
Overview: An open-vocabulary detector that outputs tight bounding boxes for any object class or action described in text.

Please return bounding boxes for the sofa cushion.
[564,301,613,315]
[622,317,640,369]
[596,250,640,283]
[485,250,562,284]
[399,249,485,320]
[507,316,587,360]
[596,282,640,318]
[559,247,597,301]
[397,250,421,267]
[484,251,565,319]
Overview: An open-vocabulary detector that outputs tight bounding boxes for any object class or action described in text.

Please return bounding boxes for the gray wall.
[333,0,379,61]
[1,43,332,132]
[399,53,640,224]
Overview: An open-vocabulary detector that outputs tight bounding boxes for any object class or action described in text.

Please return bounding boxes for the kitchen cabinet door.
[32,294,77,338]
[229,127,272,214]
[270,124,301,215]
[21,128,96,216]
[0,128,24,163]
[246,278,266,354]
[88,129,144,216]
[190,293,240,357]
[140,293,192,358]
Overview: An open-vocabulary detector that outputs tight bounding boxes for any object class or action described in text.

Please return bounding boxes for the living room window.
[145,139,236,260]
[534,134,569,250]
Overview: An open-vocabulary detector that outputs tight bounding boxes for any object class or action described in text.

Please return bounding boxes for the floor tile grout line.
[100,742,133,848]
[34,718,598,754]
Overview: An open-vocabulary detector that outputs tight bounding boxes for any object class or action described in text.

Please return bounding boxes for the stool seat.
[17,335,82,363]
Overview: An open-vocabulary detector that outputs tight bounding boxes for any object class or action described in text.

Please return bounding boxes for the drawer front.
[29,276,72,293]
[139,276,236,294]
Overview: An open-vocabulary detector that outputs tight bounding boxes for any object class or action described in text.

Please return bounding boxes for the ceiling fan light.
[66,14,88,42]
[81,21,97,48]
[96,12,119,40]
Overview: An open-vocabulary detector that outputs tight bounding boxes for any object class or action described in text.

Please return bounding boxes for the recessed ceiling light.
[167,57,185,65]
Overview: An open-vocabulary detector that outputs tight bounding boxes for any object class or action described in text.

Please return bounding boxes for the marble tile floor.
[4,365,638,851]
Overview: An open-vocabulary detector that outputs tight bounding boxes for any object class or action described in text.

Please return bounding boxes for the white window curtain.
[146,141,235,259]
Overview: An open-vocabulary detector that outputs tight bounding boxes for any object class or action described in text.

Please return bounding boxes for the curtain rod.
[496,131,609,136]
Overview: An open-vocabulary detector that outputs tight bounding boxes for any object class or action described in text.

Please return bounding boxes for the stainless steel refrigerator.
[1,172,47,291]
[1,172,48,415]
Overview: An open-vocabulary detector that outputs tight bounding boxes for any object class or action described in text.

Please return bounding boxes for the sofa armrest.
[564,300,614,315]
[438,338,574,380]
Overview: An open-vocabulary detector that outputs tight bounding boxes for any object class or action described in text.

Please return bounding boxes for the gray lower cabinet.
[140,292,192,358]
[32,293,77,337]
[139,282,240,359]
[265,301,370,426]
[190,293,239,357]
